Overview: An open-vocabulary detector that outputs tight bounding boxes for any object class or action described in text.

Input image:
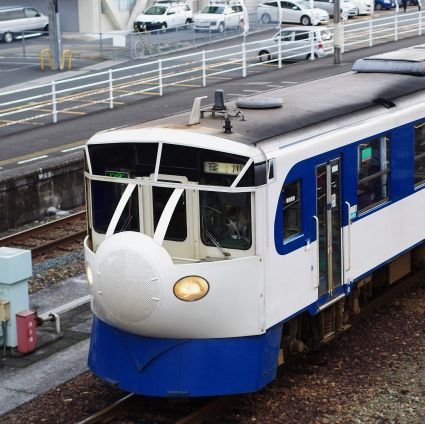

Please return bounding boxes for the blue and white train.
[83,46,425,397]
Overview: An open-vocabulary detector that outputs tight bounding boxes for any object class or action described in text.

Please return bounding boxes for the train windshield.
[91,180,139,233]
[87,142,260,256]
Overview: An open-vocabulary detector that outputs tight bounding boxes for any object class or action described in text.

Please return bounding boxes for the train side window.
[357,136,390,213]
[200,192,252,250]
[414,122,425,187]
[282,180,301,240]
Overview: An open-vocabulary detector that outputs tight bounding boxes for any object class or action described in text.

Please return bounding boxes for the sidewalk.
[0,274,91,416]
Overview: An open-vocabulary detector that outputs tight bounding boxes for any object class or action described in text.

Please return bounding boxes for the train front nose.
[87,231,173,332]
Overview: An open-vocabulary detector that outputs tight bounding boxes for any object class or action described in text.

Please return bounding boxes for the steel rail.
[77,393,136,424]
[76,393,232,424]
[175,397,232,424]
[0,210,86,247]
[30,230,87,257]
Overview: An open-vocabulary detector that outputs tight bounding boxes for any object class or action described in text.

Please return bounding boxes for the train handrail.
[106,183,137,238]
[345,201,352,272]
[153,187,184,245]
[312,215,320,289]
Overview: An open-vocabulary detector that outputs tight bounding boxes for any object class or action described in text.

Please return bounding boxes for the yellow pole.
[40,49,52,71]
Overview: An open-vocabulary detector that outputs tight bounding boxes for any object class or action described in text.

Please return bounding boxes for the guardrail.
[0,11,424,133]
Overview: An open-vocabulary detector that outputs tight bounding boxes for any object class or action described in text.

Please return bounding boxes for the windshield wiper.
[206,229,231,257]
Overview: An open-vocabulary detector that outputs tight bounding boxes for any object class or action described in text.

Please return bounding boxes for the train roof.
[93,45,425,151]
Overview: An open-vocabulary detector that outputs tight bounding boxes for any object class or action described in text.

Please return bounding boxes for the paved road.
[1,31,425,175]
[0,8,409,90]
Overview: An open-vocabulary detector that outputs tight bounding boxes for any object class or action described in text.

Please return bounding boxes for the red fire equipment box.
[16,310,37,353]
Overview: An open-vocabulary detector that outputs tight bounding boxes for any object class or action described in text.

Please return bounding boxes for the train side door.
[142,175,200,261]
[316,159,342,296]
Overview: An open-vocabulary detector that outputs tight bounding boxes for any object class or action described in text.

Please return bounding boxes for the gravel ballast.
[1,279,424,423]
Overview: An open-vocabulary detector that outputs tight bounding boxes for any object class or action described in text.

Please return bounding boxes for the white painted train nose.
[90,232,173,330]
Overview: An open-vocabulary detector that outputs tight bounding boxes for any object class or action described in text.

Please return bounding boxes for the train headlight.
[86,262,94,286]
[173,276,209,302]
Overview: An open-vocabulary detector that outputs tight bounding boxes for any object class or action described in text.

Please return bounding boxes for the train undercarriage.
[281,243,425,360]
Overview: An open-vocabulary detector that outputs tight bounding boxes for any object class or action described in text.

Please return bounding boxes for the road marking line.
[205,76,233,80]
[0,140,87,168]
[245,82,272,85]
[266,84,284,88]
[0,67,32,72]
[0,119,43,128]
[61,145,85,153]
[243,89,262,93]
[34,107,86,116]
[280,81,297,84]
[165,82,201,88]
[17,155,48,165]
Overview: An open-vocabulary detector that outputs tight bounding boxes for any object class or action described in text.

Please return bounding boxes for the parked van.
[0,6,49,43]
[134,1,192,32]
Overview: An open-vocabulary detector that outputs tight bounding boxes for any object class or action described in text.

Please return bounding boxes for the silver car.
[257,26,334,62]
[313,0,359,16]
[194,4,245,33]
[0,6,49,43]
[257,1,330,26]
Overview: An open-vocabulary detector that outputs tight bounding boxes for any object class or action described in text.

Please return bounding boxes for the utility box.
[0,247,32,348]
[16,310,37,353]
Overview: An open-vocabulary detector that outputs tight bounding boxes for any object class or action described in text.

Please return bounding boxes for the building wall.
[78,0,150,32]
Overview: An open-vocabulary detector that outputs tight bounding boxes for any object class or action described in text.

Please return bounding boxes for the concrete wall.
[79,0,149,32]
[0,155,85,233]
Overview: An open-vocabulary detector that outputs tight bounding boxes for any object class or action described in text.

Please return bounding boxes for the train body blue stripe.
[88,317,283,397]
[274,123,421,255]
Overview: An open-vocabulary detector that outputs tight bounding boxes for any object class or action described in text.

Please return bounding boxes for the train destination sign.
[204,161,243,175]
[105,170,129,178]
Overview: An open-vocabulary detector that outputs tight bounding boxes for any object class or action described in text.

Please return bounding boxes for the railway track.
[77,393,232,424]
[74,264,425,424]
[0,210,86,258]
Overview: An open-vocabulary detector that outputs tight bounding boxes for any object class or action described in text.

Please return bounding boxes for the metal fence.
[1,11,425,134]
[0,12,262,61]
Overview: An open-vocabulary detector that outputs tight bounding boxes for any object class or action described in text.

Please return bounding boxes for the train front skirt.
[88,316,283,397]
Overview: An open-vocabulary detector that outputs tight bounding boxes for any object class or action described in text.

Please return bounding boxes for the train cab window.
[152,186,187,241]
[91,181,139,234]
[357,136,390,213]
[200,192,252,250]
[282,180,301,240]
[414,122,425,187]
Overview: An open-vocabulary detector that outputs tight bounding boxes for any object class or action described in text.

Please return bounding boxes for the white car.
[313,0,359,16]
[194,4,245,33]
[257,1,329,26]
[0,6,49,43]
[133,2,193,32]
[256,26,334,62]
[351,0,373,14]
